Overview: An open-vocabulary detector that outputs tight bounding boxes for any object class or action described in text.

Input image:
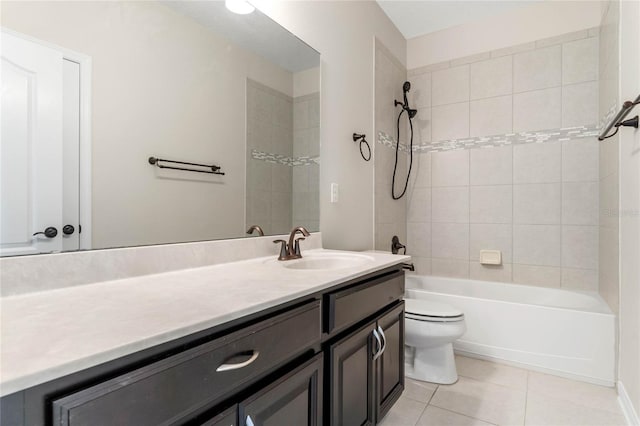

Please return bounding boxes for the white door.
[1,31,64,256]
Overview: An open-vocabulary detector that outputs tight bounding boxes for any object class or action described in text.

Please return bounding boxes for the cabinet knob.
[63,224,75,235]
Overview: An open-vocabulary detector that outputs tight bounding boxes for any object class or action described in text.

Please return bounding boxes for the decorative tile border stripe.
[377,124,599,153]
[251,149,319,166]
[378,131,410,152]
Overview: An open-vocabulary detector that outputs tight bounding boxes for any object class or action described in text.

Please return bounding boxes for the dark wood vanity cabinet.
[327,302,405,426]
[325,269,406,425]
[1,266,405,426]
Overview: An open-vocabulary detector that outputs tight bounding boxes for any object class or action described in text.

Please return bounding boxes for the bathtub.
[405,275,616,386]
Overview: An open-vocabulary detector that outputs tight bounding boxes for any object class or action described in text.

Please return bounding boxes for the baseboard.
[618,381,640,426]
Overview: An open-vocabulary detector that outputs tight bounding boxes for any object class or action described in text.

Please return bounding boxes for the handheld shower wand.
[392,81,417,200]
[395,82,418,119]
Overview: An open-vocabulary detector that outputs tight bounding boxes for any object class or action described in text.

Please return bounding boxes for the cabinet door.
[329,322,377,426]
[375,302,405,422]
[200,405,237,426]
[239,354,322,426]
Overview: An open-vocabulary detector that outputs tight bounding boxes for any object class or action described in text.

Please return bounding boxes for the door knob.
[63,225,75,235]
[33,227,58,238]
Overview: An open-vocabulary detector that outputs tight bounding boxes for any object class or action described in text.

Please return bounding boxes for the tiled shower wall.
[292,93,321,231]
[246,79,293,235]
[401,29,602,289]
[598,1,620,313]
[374,41,408,251]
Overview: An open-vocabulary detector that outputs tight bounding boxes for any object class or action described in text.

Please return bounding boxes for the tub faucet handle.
[391,235,406,255]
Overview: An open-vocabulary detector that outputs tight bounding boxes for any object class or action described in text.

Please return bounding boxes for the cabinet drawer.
[52,301,321,426]
[325,270,404,335]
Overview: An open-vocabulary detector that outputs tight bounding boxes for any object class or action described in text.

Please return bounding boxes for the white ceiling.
[377,1,540,39]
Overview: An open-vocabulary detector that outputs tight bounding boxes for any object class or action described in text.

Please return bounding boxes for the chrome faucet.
[246,225,264,236]
[273,226,311,260]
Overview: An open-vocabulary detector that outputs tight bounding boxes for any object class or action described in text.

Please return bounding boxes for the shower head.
[403,81,411,93]
[408,108,418,119]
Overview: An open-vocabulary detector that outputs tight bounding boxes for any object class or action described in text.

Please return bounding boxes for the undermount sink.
[278,252,375,271]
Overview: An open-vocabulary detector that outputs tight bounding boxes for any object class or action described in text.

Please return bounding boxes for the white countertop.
[0,249,409,396]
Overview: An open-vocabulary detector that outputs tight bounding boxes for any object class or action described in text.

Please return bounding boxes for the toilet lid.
[405,298,463,319]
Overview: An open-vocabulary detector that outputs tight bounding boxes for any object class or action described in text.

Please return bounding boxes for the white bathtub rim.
[454,349,616,388]
[406,288,614,318]
[406,275,613,315]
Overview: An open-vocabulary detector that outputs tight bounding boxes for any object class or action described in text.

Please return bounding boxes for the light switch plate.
[331,183,339,203]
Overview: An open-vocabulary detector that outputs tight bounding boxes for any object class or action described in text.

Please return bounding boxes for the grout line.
[428,405,500,426]
[560,136,564,288]
[412,403,429,426]
[511,140,515,282]
[425,383,439,406]
[524,370,530,425]
[468,147,471,272]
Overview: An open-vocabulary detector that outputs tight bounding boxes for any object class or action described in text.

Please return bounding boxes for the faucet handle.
[273,240,289,261]
[293,237,306,257]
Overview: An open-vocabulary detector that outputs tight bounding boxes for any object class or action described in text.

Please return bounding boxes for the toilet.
[404,298,466,384]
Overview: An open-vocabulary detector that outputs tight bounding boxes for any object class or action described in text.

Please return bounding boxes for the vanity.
[0,1,409,424]
[0,247,410,426]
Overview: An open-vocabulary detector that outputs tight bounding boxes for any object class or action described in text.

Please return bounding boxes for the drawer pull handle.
[378,326,387,357]
[216,350,260,372]
[372,329,383,360]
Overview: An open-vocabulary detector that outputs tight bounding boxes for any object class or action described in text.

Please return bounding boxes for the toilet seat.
[405,298,464,323]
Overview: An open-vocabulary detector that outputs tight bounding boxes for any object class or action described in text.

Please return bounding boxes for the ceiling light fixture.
[225,0,255,15]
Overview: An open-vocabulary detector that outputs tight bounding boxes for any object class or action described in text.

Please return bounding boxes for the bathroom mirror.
[0,1,320,257]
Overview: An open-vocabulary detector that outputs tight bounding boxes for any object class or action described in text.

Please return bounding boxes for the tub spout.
[402,263,415,271]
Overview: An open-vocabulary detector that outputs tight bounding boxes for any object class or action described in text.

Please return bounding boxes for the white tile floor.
[379,355,627,426]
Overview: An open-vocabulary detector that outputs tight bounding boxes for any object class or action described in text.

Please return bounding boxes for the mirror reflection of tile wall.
[246,80,319,234]
[292,93,320,232]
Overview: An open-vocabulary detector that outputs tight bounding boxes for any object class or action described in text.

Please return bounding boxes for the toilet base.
[405,343,458,384]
